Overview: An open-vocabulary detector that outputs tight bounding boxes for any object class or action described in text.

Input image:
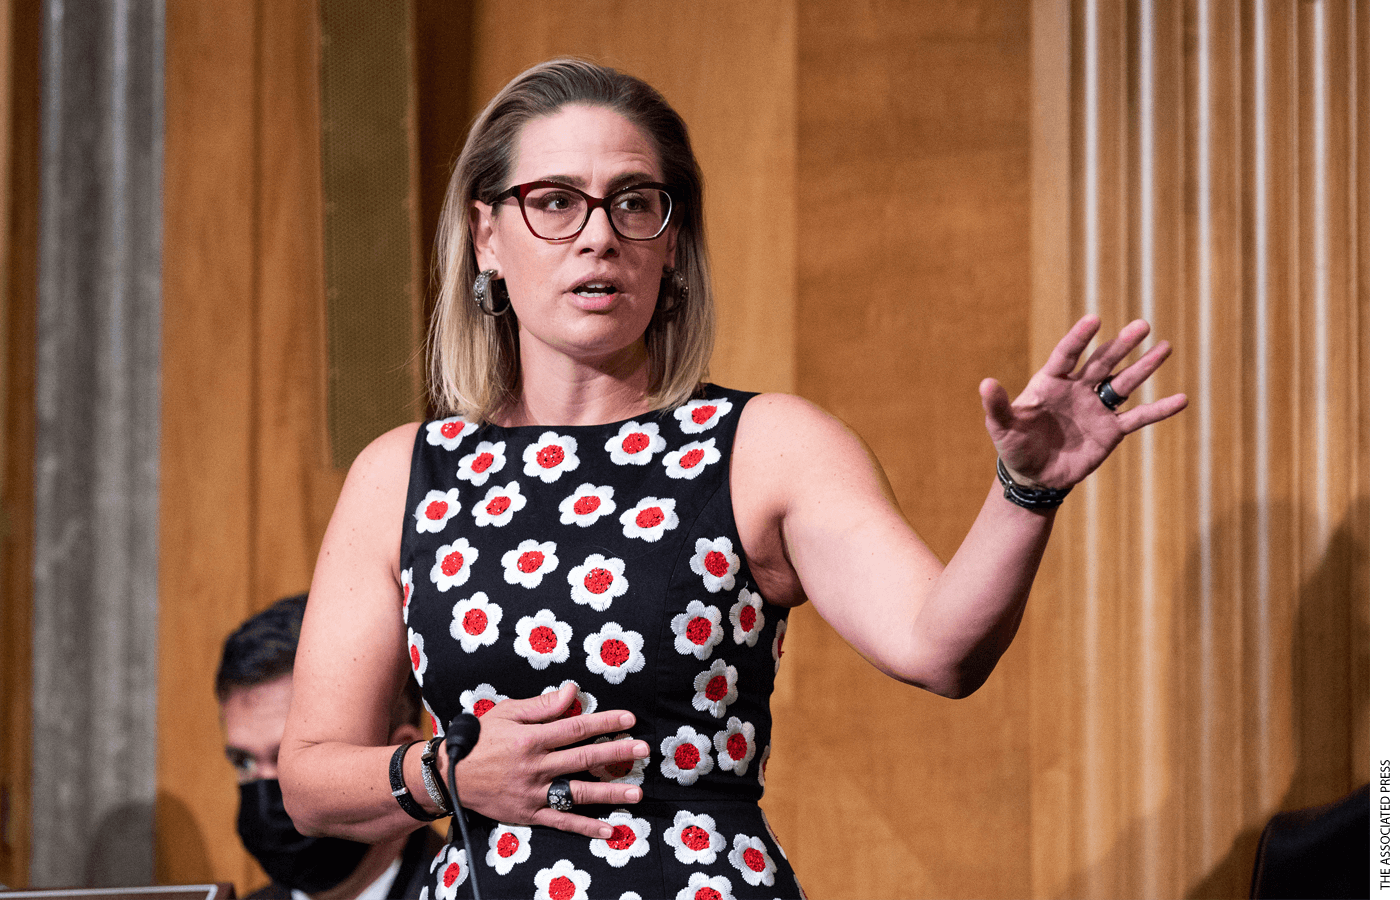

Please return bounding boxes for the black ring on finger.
[1095,378,1128,411]
[547,778,574,812]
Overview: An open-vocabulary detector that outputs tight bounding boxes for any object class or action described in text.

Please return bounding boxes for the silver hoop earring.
[473,269,510,317]
[658,267,689,316]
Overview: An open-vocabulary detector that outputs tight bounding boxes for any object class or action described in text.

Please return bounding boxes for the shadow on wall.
[1057,497,1367,899]
[82,800,153,886]
[151,791,215,885]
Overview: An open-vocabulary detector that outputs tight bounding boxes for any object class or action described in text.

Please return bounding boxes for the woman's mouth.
[572,281,619,298]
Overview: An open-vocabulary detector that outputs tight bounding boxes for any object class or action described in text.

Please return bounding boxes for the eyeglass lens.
[521,185,672,240]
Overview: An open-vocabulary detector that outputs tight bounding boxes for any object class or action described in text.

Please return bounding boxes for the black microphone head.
[444,713,481,763]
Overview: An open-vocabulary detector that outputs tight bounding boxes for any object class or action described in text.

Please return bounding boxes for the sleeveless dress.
[399,386,805,900]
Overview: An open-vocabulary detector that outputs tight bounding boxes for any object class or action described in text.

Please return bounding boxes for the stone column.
[32,0,163,885]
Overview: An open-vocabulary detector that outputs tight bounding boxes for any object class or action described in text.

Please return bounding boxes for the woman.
[281,58,1186,900]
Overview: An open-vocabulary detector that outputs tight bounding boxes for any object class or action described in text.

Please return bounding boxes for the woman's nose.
[573,204,620,256]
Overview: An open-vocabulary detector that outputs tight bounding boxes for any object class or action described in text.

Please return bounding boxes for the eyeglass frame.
[485,180,677,242]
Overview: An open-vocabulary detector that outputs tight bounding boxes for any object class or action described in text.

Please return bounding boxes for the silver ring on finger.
[547,778,575,812]
[1095,378,1128,411]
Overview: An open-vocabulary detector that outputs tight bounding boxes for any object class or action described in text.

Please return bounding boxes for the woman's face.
[472,104,677,370]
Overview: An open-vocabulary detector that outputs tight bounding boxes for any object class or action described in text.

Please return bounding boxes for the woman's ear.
[470,200,500,273]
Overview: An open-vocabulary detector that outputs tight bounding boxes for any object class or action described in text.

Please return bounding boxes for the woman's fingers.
[1115,392,1189,433]
[1042,314,1102,377]
[1078,319,1152,383]
[1098,339,1173,401]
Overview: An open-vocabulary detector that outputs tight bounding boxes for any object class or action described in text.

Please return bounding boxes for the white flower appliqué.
[663,437,720,480]
[472,480,526,527]
[605,420,666,465]
[567,553,629,612]
[692,659,738,718]
[407,628,428,683]
[728,833,777,887]
[532,859,590,900]
[426,417,476,452]
[690,537,739,593]
[713,717,757,775]
[484,823,531,876]
[501,539,558,589]
[674,397,733,434]
[458,440,506,487]
[399,567,413,623]
[671,600,723,660]
[513,609,571,670]
[675,872,735,900]
[431,537,477,592]
[729,587,765,646]
[772,618,787,675]
[415,488,461,534]
[619,496,679,542]
[544,680,597,718]
[558,482,616,527]
[459,683,507,719]
[588,733,649,785]
[589,809,651,867]
[583,623,646,684]
[664,810,727,865]
[660,725,714,786]
[449,592,502,653]
[522,431,580,483]
[432,844,470,900]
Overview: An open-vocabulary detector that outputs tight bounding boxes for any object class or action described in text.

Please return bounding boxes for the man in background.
[217,594,443,899]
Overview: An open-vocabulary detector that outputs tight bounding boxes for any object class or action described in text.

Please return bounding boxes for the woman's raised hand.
[444,682,647,839]
[979,315,1188,491]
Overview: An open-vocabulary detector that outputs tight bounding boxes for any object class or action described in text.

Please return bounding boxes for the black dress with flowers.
[400,386,805,900]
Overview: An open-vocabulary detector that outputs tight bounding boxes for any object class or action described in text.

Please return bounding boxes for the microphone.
[444,714,484,900]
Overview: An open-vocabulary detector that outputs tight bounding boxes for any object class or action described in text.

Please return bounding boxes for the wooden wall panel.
[1028,2,1367,898]
[158,1,344,893]
[786,3,1036,897]
[0,0,38,886]
[467,0,798,396]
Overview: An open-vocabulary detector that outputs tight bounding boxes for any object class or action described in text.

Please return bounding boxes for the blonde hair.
[429,58,715,422]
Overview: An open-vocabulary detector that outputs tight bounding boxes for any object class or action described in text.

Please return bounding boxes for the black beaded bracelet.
[996,458,1072,510]
[389,740,447,821]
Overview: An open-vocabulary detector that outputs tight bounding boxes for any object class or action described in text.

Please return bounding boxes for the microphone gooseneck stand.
[444,713,485,900]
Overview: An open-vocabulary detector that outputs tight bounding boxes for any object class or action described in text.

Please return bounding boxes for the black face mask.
[237,778,372,894]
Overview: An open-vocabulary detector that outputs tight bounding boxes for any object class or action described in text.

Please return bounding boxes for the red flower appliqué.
[458,683,507,719]
[713,716,757,775]
[407,628,428,683]
[414,488,462,534]
[589,809,652,867]
[728,833,777,887]
[426,417,477,452]
[664,810,727,865]
[522,431,580,483]
[729,587,765,647]
[431,844,470,900]
[671,599,723,660]
[532,859,590,900]
[583,622,646,684]
[484,823,532,875]
[566,553,629,612]
[431,537,478,592]
[449,592,502,653]
[472,480,526,527]
[674,397,734,434]
[619,495,679,542]
[501,539,559,589]
[513,609,572,670]
[690,537,739,593]
[458,439,506,487]
[558,482,616,527]
[544,680,596,718]
[675,872,736,900]
[660,725,714,786]
[663,437,721,480]
[692,658,738,718]
[772,618,787,675]
[605,420,666,466]
[588,732,649,785]
[399,567,413,624]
